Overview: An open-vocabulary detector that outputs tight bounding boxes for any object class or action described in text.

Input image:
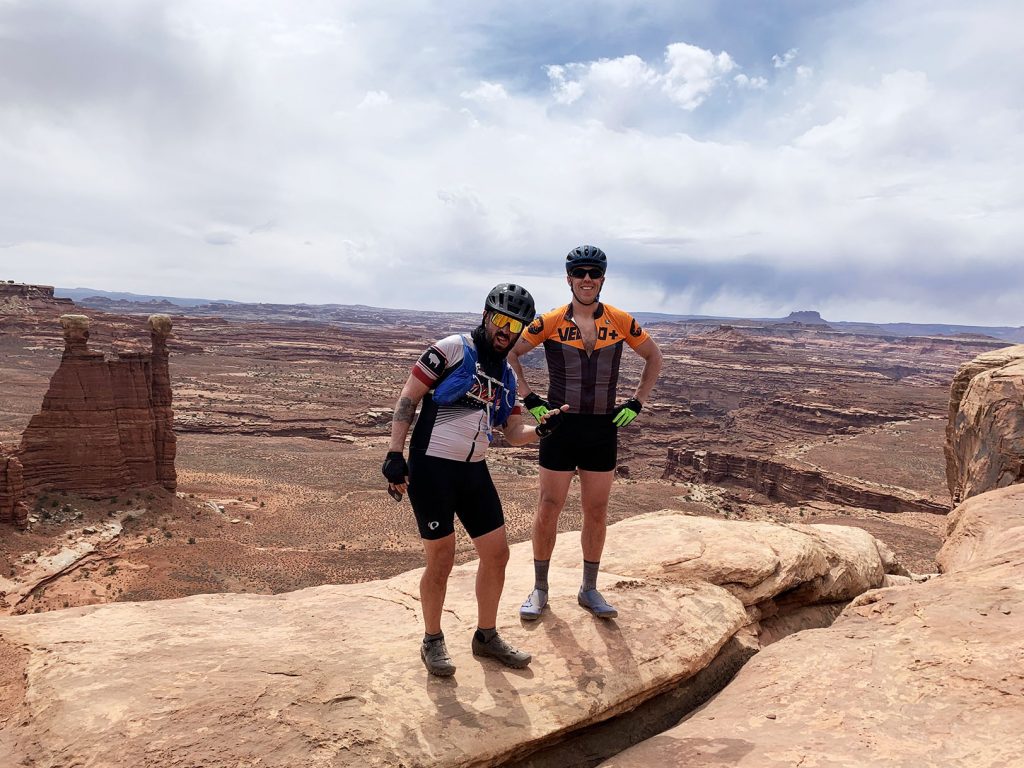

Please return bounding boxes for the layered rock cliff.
[944,344,1024,504]
[16,314,177,499]
[664,447,948,514]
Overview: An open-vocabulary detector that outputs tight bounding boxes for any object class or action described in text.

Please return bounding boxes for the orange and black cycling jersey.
[520,302,650,415]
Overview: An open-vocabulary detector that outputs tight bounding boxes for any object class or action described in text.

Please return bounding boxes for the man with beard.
[382,283,568,677]
[509,245,663,621]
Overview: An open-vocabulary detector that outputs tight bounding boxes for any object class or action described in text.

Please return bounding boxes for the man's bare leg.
[420,533,458,675]
[577,469,617,618]
[532,468,574,560]
[521,469,574,619]
[420,534,456,634]
[472,526,510,630]
[472,525,531,667]
[578,469,614,562]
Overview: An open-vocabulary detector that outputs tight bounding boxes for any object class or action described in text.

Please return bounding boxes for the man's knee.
[482,543,510,568]
[424,549,455,579]
[582,501,609,522]
[538,493,565,516]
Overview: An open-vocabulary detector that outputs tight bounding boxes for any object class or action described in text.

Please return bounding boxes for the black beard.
[471,324,507,373]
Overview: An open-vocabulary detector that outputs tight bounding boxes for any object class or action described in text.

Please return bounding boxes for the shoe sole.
[472,649,531,669]
[578,597,618,619]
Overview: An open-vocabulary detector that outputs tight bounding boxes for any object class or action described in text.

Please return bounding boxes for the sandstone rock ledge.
[0,513,896,768]
[602,343,1024,768]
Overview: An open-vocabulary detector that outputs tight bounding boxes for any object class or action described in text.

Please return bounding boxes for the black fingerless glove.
[381,451,408,484]
[535,409,564,438]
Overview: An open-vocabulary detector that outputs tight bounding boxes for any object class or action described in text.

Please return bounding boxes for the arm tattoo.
[393,396,416,424]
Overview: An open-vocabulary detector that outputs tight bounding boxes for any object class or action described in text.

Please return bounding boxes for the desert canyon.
[0,280,1022,766]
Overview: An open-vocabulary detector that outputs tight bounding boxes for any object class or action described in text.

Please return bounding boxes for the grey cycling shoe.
[519,588,548,621]
[421,637,457,677]
[578,588,618,619]
[472,632,532,669]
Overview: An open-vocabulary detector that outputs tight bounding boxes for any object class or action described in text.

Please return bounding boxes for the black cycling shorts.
[539,414,618,473]
[407,451,505,540]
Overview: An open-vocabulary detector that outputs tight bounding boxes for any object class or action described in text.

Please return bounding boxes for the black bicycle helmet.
[565,245,607,274]
[485,283,536,324]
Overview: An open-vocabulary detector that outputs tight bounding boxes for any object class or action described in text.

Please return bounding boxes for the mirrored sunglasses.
[570,267,604,279]
[490,312,525,334]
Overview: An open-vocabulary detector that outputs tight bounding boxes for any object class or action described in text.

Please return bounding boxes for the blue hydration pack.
[432,335,517,428]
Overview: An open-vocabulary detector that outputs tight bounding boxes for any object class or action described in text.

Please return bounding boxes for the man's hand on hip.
[612,398,643,428]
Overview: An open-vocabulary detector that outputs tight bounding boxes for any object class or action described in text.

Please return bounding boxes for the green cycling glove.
[523,392,551,423]
[612,397,643,427]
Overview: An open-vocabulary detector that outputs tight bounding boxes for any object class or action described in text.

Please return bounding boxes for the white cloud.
[358,90,392,109]
[773,47,799,68]
[460,81,509,102]
[662,43,736,109]
[734,73,768,90]
[544,43,735,119]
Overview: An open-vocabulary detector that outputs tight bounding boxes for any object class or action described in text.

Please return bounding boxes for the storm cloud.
[1,0,1022,325]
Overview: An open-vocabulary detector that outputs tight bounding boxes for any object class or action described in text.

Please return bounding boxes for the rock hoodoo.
[15,313,177,500]
[0,446,28,527]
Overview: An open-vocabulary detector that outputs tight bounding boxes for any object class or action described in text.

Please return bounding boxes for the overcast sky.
[1,1,1022,325]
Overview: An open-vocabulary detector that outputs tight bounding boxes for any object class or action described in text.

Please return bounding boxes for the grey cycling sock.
[582,560,600,591]
[534,559,550,592]
[475,627,498,643]
[423,631,444,644]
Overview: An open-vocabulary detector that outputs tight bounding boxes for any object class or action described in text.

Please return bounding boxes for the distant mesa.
[0,281,74,315]
[0,313,177,526]
[777,310,830,326]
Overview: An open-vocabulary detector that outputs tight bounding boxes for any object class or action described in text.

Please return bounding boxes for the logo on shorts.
[428,521,440,531]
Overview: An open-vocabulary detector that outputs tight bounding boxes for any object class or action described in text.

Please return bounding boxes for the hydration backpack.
[432,335,517,428]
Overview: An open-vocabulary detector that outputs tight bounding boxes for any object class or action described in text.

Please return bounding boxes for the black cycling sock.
[423,631,444,644]
[582,560,600,591]
[475,627,497,643]
[534,558,550,592]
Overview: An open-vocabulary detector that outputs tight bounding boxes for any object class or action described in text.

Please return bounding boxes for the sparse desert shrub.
[163,530,172,538]
[146,535,153,543]
[188,537,196,545]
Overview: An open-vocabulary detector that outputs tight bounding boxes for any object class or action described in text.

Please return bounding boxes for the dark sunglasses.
[570,267,604,279]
